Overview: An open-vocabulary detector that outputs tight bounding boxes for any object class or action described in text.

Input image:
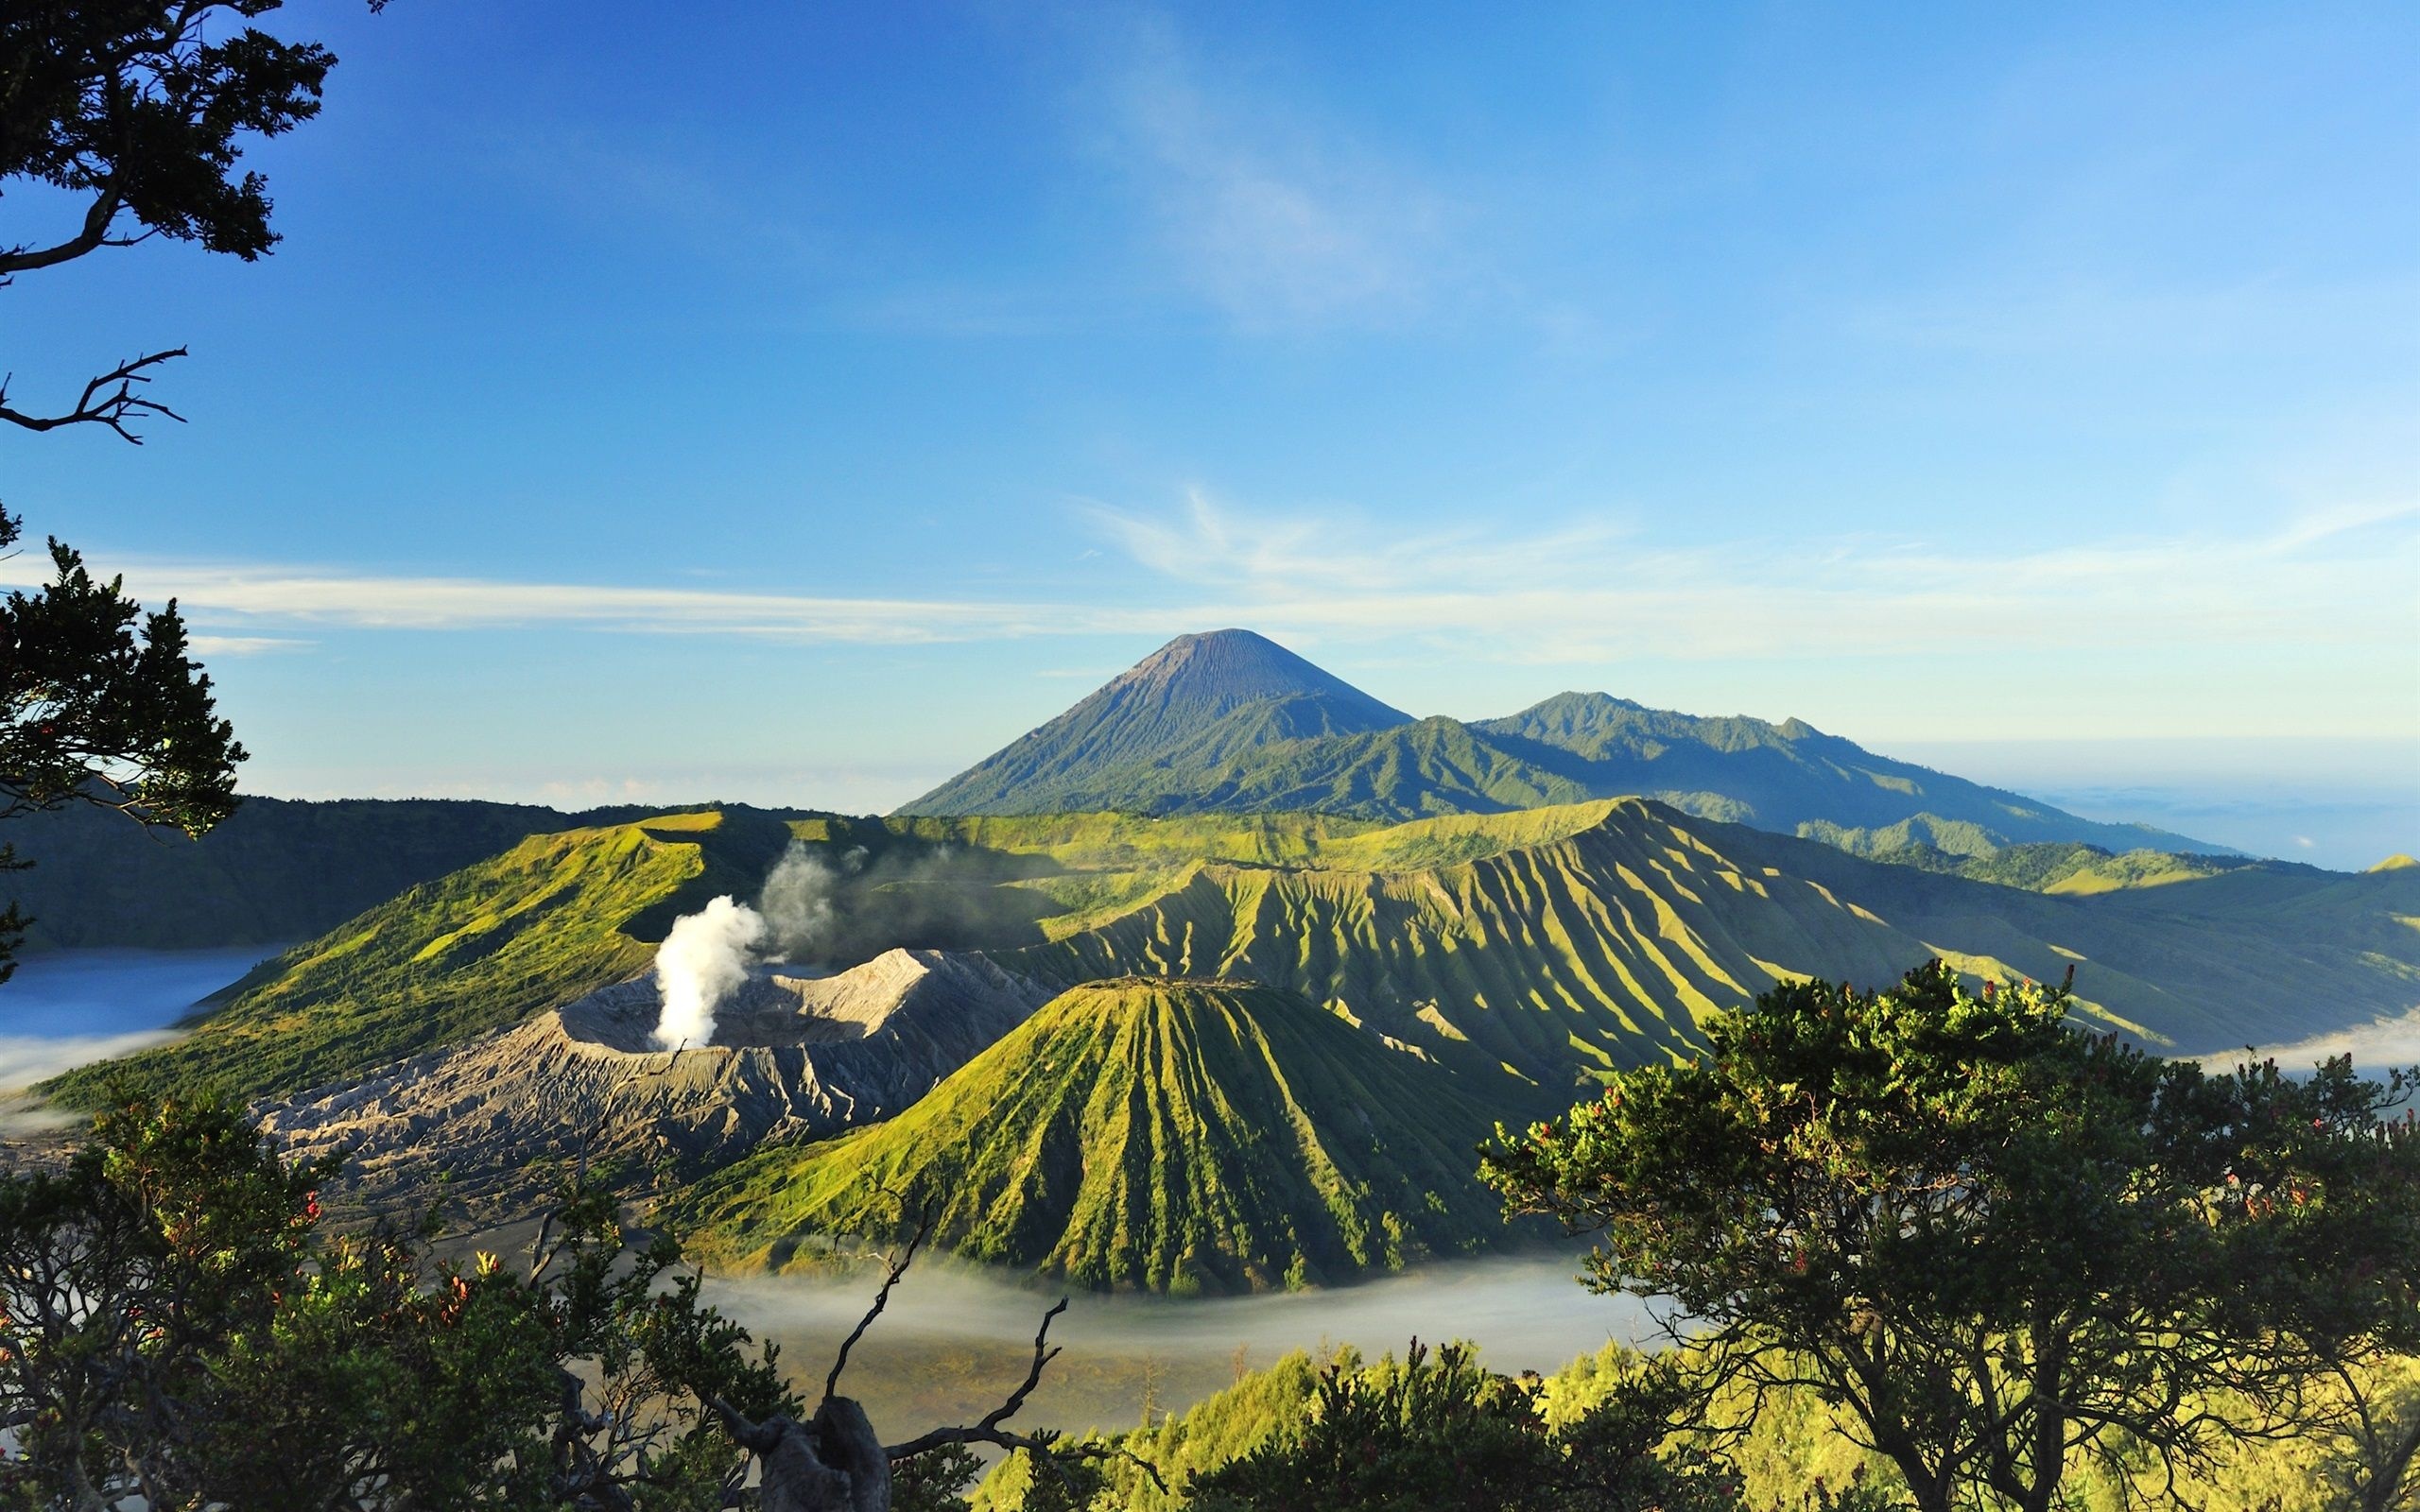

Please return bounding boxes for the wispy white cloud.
[187,635,315,657]
[2204,1008,2420,1074]
[0,1031,179,1095]
[1085,15,1462,330]
[1080,490,2420,667]
[0,558,1152,644]
[4,493,2410,699]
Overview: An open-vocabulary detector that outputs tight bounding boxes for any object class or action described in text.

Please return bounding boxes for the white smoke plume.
[650,895,769,1051]
[758,842,865,960]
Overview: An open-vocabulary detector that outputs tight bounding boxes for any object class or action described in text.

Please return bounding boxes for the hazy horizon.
[216,659,2417,872]
[0,3,2410,817]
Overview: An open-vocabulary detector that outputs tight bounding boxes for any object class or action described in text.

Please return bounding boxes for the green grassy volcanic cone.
[669,976,1515,1295]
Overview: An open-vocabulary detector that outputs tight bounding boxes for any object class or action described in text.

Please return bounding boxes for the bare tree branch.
[823,1209,933,1406]
[0,190,136,279]
[878,1295,1166,1492]
[0,349,189,442]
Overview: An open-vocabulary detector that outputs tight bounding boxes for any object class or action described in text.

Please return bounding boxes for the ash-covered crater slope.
[261,949,1047,1228]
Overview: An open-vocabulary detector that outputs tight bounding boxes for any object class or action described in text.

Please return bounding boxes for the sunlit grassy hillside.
[50,799,2418,1117]
[668,977,1514,1294]
[43,810,793,1107]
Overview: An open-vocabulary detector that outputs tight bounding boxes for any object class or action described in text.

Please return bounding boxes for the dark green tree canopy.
[1,0,379,438]
[1179,1341,1742,1512]
[1,505,246,979]
[1481,962,2420,1512]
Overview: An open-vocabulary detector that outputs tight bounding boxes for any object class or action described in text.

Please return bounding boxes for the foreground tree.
[1481,962,2420,1512]
[2,3,389,974]
[2,1,386,439]
[0,1094,1124,1511]
[0,506,245,980]
[1177,1341,1740,1512]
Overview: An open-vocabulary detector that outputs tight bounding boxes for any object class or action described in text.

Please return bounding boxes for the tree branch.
[823,1209,932,1405]
[0,190,134,279]
[881,1297,1155,1483]
[0,349,189,442]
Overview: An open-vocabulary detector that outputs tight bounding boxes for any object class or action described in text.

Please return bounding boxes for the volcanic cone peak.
[669,974,1518,1294]
[902,629,1414,816]
[1105,629,1408,722]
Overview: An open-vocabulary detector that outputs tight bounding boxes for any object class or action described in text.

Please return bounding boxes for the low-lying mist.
[2213,1008,2420,1078]
[704,1251,1655,1441]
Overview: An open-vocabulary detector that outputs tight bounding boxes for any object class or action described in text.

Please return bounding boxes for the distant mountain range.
[905,629,2223,858]
[0,629,2305,960]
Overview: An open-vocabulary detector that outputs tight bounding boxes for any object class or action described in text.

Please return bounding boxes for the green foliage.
[0,1091,800,1510]
[978,1342,1746,1512]
[0,1,387,439]
[669,978,1515,1293]
[1182,1341,1563,1512]
[892,1442,986,1512]
[974,1349,1342,1512]
[42,813,776,1107]
[1481,961,2420,1512]
[0,507,247,982]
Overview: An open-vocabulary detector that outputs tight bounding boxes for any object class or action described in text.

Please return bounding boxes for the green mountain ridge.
[42,808,800,1108]
[5,795,586,951]
[1866,840,2263,895]
[667,976,1516,1294]
[903,631,2226,861]
[984,799,2417,1109]
[48,799,2415,1120]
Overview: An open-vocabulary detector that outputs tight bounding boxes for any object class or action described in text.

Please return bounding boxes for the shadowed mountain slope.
[902,632,2219,857]
[905,629,1413,816]
[5,796,582,951]
[668,977,1514,1294]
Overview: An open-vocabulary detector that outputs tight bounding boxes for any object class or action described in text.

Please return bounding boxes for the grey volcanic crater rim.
[260,948,1050,1223]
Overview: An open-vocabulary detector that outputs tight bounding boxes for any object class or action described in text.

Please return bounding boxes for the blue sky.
[2,2,2414,858]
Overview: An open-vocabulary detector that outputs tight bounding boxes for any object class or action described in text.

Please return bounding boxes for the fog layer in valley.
[706,1250,1653,1441]
[1,947,278,1102]
[2219,1008,2420,1079]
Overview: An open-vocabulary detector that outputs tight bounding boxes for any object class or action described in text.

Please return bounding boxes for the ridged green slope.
[668,977,1513,1294]
[990,800,2420,1108]
[43,809,793,1107]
